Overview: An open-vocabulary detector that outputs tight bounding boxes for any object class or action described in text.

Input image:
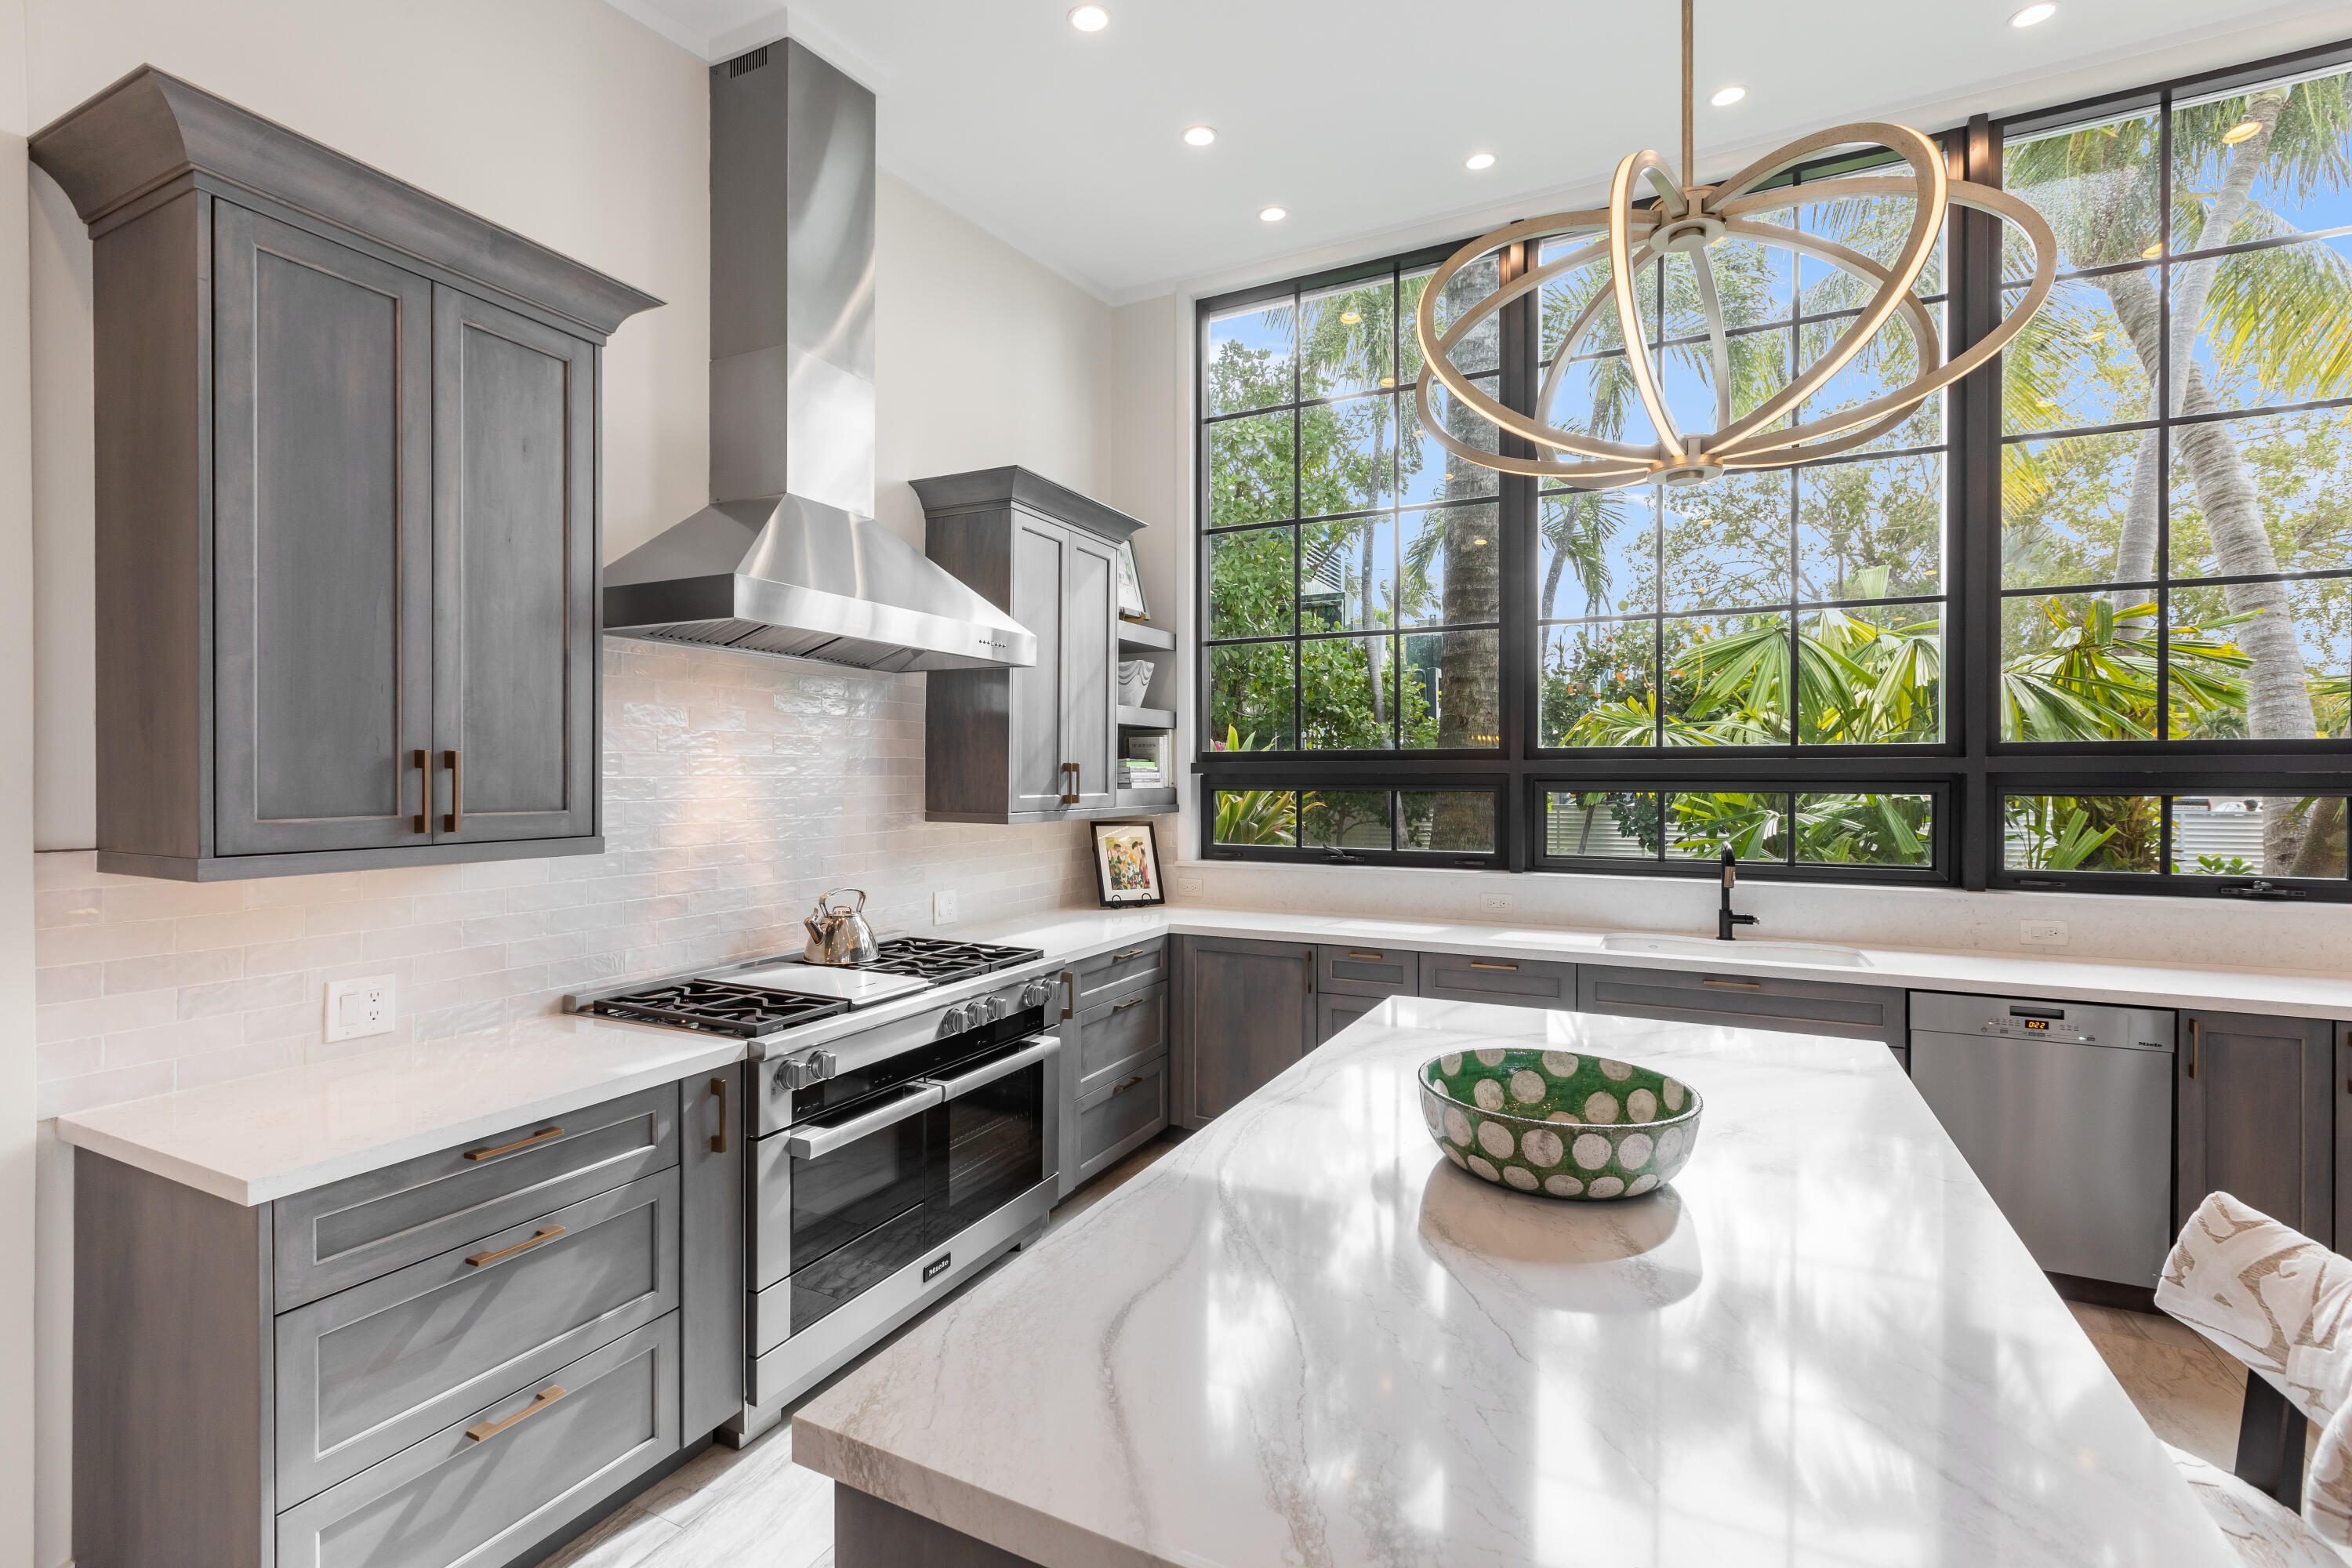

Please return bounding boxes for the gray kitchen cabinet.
[1318,992,1386,1044]
[2339,1024,2352,1258]
[2178,1011,2332,1240]
[1055,940,1169,1199]
[1421,953,1578,1011]
[30,67,655,880]
[1319,945,1421,999]
[1577,962,1907,1055]
[1076,1057,1170,1184]
[916,467,1144,824]
[1171,937,1316,1127]
[73,1076,716,1568]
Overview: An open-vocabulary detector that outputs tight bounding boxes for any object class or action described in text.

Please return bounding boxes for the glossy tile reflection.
[796,1000,2234,1566]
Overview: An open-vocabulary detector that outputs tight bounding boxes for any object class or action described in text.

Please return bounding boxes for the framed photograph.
[1114,540,1149,622]
[1093,820,1165,907]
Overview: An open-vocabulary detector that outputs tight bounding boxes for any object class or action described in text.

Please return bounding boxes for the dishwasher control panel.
[1910,991,2176,1052]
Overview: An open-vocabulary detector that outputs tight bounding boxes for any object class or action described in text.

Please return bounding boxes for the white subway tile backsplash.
[35,638,1117,1119]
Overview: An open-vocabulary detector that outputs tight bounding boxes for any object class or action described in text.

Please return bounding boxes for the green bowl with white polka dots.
[1417,1047,1703,1200]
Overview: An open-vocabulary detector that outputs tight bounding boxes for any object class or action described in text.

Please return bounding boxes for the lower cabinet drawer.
[1577,964,1907,1046]
[1317,993,1385,1044]
[1069,939,1166,1011]
[1076,982,1167,1094]
[1076,1054,1167,1181]
[275,1167,679,1505]
[1419,953,1577,1009]
[276,1312,681,1568]
[1317,945,1420,999]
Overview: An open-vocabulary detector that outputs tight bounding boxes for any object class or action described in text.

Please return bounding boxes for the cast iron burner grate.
[583,978,849,1037]
[859,937,1047,982]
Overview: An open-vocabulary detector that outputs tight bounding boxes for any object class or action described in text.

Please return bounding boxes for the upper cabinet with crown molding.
[31,67,661,880]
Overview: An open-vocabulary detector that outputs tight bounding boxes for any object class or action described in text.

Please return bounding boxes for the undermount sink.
[1599,932,1872,968]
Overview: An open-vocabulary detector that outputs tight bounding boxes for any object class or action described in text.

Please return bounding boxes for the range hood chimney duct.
[603,39,1035,673]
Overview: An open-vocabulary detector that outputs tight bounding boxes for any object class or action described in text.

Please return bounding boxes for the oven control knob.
[1019,979,1051,1009]
[776,1049,835,1093]
[982,994,1010,1022]
[939,1004,973,1036]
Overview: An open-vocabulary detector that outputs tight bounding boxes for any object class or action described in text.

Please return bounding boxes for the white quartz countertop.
[969,903,2352,1021]
[53,1014,746,1206]
[792,997,2233,1567]
[56,899,2352,1208]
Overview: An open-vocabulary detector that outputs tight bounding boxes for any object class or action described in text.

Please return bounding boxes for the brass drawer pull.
[466,1225,566,1269]
[442,748,463,833]
[710,1076,730,1155]
[1062,970,1076,1021]
[1111,947,1149,962]
[411,749,430,834]
[463,1126,564,1162]
[1346,950,1385,960]
[2189,1018,2199,1080]
[466,1385,567,1443]
[1112,996,1145,1011]
[1701,977,1762,989]
[1111,1073,1145,1095]
[1469,960,1518,971]
[1060,762,1081,805]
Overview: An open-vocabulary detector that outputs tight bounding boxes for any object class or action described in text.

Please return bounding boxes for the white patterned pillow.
[2158,1192,2352,1548]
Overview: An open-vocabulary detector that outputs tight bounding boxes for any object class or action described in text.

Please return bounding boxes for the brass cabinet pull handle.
[1112,996,1145,1011]
[710,1076,730,1155]
[1469,960,1518,971]
[2189,1018,2199,1080]
[1701,977,1762,989]
[1347,950,1385,960]
[411,749,430,833]
[1111,1073,1145,1095]
[466,1385,567,1442]
[1111,947,1148,961]
[442,748,463,832]
[1060,762,1080,805]
[463,1126,563,1162]
[1061,970,1076,1020]
[466,1225,565,1269]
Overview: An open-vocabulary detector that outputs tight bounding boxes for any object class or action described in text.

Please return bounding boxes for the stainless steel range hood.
[603,38,1035,673]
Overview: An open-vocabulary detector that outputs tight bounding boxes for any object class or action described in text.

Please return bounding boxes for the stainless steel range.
[566,935,1061,1441]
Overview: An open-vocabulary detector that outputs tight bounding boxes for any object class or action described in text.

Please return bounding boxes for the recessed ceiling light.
[2221,118,2263,145]
[1465,151,1496,171]
[1069,4,1109,31]
[2009,2,2056,25]
[1183,125,1216,147]
[1710,85,1745,107]
[1259,205,1287,222]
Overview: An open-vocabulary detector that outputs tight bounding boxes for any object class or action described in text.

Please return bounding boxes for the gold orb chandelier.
[1415,0,2059,489]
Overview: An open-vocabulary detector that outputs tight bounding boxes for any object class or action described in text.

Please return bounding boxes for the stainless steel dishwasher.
[1910,992,2176,1288]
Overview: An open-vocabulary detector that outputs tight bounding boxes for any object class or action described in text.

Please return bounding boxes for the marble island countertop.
[54,899,2352,1207]
[793,997,2234,1567]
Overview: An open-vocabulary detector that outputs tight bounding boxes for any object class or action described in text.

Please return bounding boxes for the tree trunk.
[1434,319,1501,845]
[2111,427,2161,624]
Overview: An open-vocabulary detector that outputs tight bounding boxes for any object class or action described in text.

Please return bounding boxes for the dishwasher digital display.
[2023,1018,2049,1030]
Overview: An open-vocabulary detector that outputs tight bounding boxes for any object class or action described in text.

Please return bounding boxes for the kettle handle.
[818,887,867,915]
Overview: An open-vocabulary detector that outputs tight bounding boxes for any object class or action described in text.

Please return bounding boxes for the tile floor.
[545,1143,2287,1568]
[540,1134,1179,1568]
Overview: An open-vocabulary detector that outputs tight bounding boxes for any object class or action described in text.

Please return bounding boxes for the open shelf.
[1116,621,1175,653]
[1116,705,1176,731]
[1113,786,1177,811]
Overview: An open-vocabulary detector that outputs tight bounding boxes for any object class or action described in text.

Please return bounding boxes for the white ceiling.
[601,0,2351,303]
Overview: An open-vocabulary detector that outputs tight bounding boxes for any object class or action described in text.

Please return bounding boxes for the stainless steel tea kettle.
[802,888,879,965]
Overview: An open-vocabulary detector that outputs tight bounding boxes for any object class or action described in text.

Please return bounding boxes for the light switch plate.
[2020,918,2068,946]
[1479,893,1514,914]
[325,974,396,1042]
[932,890,959,926]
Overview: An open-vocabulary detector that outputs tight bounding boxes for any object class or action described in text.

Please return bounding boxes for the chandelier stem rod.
[1681,0,1694,194]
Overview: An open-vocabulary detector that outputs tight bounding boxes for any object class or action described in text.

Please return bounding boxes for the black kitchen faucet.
[1719,848,1759,942]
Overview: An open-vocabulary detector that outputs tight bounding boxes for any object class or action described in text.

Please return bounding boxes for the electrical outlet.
[1479,893,1514,914]
[324,974,396,1042]
[2020,918,2069,947]
[932,890,959,927]
[1174,874,1203,898]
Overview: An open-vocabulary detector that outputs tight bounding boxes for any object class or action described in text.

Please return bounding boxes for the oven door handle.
[782,1083,944,1160]
[926,1035,1060,1102]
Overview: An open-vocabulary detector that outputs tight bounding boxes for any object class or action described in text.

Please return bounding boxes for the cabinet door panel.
[1008,516,1068,815]
[1064,528,1117,810]
[213,203,434,855]
[433,287,597,842]
[1179,938,1315,1123]
[1318,993,1381,1044]
[2177,1011,2332,1240]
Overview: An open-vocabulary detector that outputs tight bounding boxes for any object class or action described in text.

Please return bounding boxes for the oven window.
[931,1050,1047,1231]
[789,1091,929,1274]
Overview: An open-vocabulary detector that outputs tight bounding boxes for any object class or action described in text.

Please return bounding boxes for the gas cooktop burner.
[860,937,1047,982]
[582,978,849,1038]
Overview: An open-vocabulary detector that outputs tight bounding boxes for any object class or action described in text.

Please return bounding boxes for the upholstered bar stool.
[2156,1191,2352,1566]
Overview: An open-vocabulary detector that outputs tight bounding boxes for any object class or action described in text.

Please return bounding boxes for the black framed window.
[1196,36,2352,899]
